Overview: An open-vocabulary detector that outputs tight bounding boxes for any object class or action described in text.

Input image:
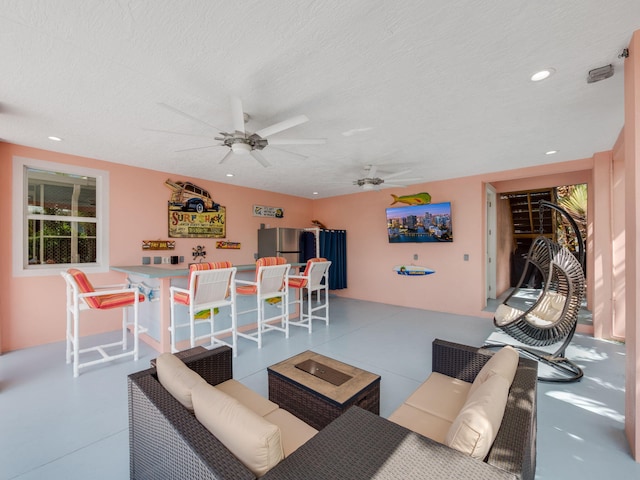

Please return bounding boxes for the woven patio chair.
[488,201,586,382]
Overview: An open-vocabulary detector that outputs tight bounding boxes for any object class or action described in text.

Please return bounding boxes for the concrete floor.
[0,296,637,479]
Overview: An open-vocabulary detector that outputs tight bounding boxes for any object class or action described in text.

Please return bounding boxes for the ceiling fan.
[156,97,326,167]
[353,165,416,190]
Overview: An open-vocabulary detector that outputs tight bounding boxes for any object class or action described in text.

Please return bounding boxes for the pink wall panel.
[0,143,312,351]
[312,177,487,316]
[0,142,623,352]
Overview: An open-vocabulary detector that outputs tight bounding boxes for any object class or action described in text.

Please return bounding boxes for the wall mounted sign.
[193,245,206,261]
[142,240,176,250]
[169,209,226,238]
[253,205,284,218]
[216,241,241,249]
[165,179,226,238]
[393,265,435,276]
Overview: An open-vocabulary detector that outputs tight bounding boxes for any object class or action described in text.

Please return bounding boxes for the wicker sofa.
[128,339,537,479]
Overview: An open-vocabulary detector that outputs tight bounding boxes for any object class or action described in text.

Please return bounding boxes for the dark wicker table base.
[268,368,380,430]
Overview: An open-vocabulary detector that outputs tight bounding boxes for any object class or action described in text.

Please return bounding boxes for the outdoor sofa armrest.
[431,338,538,480]
[262,406,516,480]
[128,345,250,480]
[179,345,234,386]
[431,338,494,382]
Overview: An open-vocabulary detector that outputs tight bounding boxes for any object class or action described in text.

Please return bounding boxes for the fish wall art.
[390,192,431,206]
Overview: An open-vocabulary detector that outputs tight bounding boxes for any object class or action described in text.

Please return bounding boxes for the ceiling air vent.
[587,64,614,84]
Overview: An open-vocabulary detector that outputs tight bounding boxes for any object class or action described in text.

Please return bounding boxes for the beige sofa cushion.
[192,382,284,477]
[404,372,472,422]
[155,353,205,411]
[263,408,318,457]
[494,304,523,326]
[468,345,519,397]
[527,291,567,326]
[495,292,567,327]
[388,403,452,444]
[216,379,279,417]
[445,373,510,459]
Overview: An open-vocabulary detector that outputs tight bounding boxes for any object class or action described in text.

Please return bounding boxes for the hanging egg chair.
[488,200,586,382]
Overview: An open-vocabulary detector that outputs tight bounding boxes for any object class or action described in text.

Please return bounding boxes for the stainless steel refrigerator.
[257,227,303,264]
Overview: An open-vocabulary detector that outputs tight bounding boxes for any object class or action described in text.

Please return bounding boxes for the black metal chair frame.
[486,200,586,382]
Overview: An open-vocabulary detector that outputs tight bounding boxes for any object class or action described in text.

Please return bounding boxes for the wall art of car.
[165,179,220,213]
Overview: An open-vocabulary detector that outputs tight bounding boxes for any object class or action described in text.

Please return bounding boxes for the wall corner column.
[591,151,613,339]
[624,28,640,462]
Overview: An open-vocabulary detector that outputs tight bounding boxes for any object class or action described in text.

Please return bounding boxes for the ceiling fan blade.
[230,97,246,135]
[266,138,327,145]
[143,127,213,139]
[175,144,222,153]
[218,149,235,165]
[158,102,222,131]
[250,150,271,167]
[254,114,309,138]
[382,169,412,180]
[382,183,411,188]
[268,146,309,160]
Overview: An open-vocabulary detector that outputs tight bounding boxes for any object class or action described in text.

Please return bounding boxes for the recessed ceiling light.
[531,68,555,82]
[226,173,234,177]
[312,192,319,195]
[545,150,558,155]
[48,136,62,141]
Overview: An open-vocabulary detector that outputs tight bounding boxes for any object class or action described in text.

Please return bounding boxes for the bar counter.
[112,263,303,353]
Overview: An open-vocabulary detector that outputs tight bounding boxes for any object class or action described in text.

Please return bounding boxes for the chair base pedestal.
[483,341,584,383]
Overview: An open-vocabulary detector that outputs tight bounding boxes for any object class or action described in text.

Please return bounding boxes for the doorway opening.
[486,183,590,329]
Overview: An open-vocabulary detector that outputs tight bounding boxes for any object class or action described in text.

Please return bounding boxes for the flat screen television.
[386,202,453,243]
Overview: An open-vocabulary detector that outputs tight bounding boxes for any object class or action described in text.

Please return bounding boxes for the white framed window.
[12,157,110,276]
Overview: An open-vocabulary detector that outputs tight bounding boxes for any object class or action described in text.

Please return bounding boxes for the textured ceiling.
[1,1,639,198]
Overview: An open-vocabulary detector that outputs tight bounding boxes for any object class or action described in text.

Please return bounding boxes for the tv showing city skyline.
[386,201,453,243]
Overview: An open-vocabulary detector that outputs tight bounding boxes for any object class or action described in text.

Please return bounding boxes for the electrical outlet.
[464,254,469,261]
[161,256,170,264]
[413,254,418,261]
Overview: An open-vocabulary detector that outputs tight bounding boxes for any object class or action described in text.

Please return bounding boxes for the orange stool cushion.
[236,257,286,295]
[68,268,144,309]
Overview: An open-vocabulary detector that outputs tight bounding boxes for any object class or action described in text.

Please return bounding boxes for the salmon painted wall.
[0,142,313,352]
[312,176,486,316]
[0,141,614,353]
[312,158,594,319]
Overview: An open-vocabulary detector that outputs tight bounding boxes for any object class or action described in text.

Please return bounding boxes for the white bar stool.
[288,258,331,333]
[61,268,145,377]
[235,257,291,349]
[169,262,237,355]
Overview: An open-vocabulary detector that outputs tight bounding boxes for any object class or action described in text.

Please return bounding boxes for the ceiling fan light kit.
[354,177,384,188]
[231,142,252,155]
[352,165,417,191]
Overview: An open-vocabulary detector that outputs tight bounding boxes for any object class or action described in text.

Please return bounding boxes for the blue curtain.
[320,230,347,289]
[299,231,317,263]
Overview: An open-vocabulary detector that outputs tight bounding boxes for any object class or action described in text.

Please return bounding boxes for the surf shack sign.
[169,209,226,238]
[165,179,226,238]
